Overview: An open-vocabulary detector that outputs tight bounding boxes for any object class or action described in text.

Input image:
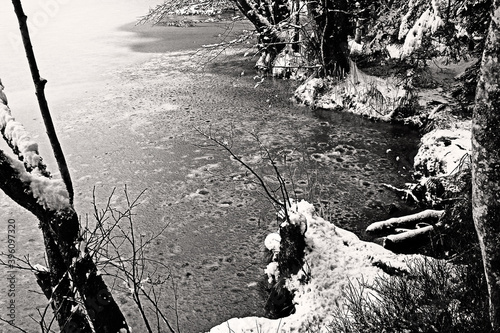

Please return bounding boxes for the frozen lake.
[0,1,161,92]
[0,2,419,332]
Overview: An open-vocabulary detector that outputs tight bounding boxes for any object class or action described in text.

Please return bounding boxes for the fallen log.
[383,223,442,253]
[366,209,444,234]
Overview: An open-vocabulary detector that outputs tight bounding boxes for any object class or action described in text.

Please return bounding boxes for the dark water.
[0,12,419,333]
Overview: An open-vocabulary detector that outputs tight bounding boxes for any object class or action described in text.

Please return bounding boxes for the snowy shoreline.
[293,57,472,183]
[206,57,472,332]
[208,201,421,333]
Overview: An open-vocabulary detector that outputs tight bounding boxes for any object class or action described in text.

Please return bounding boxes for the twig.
[382,182,420,203]
[0,317,28,333]
[195,127,285,210]
[87,186,178,333]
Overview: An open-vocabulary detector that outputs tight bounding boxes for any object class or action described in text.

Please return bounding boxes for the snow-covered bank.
[207,56,474,333]
[206,124,469,332]
[207,201,419,333]
[294,57,472,181]
[294,62,408,122]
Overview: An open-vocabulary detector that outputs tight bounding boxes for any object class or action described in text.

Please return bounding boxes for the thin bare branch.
[0,317,29,333]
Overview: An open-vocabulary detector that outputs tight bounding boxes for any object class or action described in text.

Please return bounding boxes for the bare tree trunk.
[292,0,300,52]
[307,0,350,77]
[354,19,363,44]
[0,149,130,332]
[472,1,500,331]
[232,0,291,71]
[0,150,91,331]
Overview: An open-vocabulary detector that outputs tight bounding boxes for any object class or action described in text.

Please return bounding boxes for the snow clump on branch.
[0,83,44,170]
[400,1,445,58]
[0,79,69,211]
[8,155,70,211]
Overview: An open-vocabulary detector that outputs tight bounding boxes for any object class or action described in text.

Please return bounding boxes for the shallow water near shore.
[0,4,419,332]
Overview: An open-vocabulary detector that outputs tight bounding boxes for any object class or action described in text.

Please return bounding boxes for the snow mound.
[264,233,281,253]
[414,125,471,176]
[293,78,325,107]
[207,200,417,332]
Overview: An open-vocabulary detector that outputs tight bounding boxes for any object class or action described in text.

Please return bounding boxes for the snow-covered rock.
[414,125,471,177]
[293,78,325,107]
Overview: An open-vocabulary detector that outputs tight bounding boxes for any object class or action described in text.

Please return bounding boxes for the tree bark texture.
[292,0,301,52]
[472,1,500,331]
